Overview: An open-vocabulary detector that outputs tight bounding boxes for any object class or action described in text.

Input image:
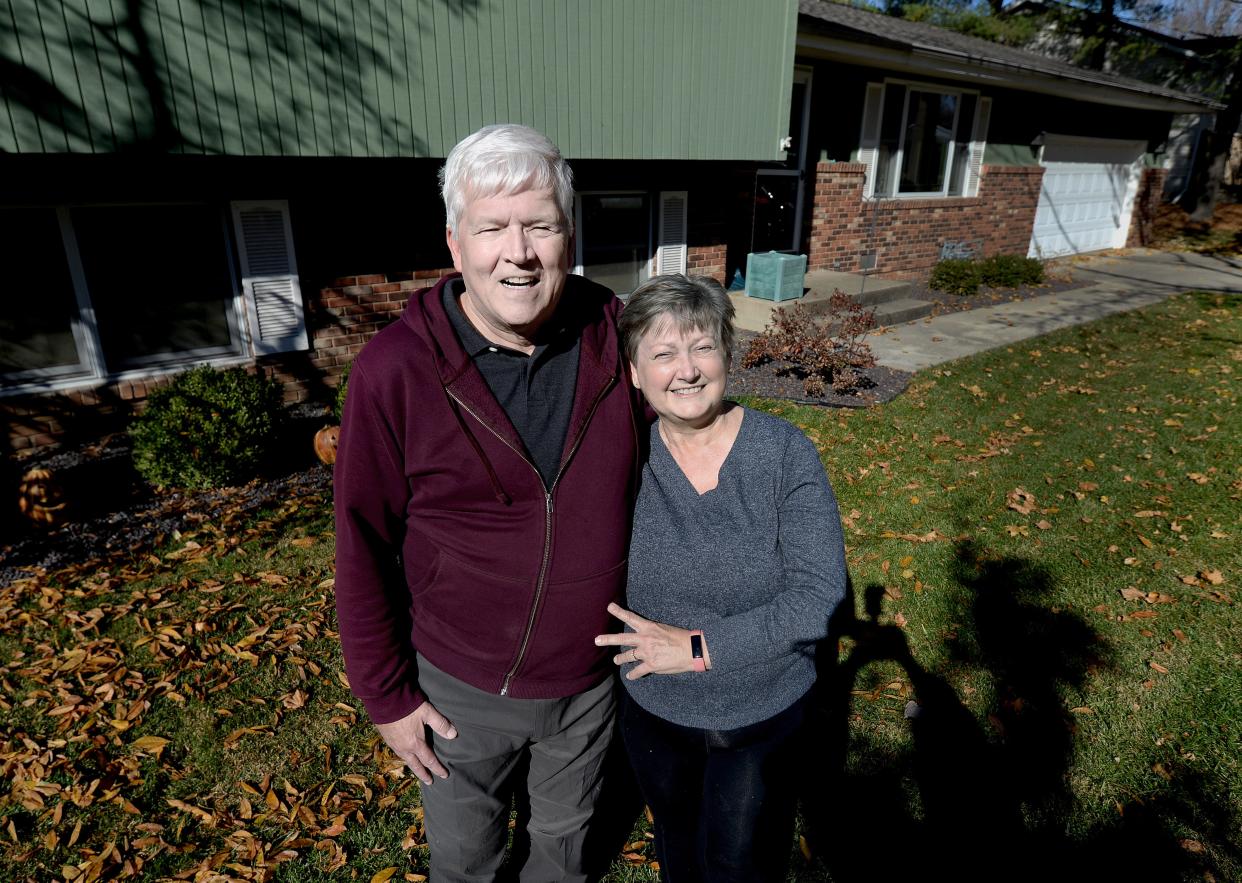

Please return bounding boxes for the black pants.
[620,690,809,883]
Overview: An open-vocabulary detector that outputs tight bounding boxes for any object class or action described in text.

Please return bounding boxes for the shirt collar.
[442,278,571,357]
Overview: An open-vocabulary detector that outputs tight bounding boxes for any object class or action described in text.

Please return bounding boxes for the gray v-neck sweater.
[622,406,848,730]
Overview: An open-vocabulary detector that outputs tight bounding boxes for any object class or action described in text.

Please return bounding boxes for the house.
[787,1,1218,276]
[0,0,1217,454]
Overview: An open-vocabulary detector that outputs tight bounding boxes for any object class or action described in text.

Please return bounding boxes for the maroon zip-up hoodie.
[333,273,641,724]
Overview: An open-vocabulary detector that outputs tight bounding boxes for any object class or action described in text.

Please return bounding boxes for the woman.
[595,274,847,882]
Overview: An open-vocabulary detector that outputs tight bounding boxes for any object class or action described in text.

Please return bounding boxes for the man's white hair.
[440,124,575,235]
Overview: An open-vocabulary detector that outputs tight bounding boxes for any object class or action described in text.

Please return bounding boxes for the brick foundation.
[1127,168,1169,248]
[686,244,727,285]
[807,162,1046,276]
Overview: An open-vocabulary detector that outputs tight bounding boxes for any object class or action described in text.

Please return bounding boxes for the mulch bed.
[904,261,1087,316]
[727,331,913,408]
[726,259,1090,407]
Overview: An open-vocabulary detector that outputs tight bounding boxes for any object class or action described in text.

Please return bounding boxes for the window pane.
[72,205,237,368]
[900,90,958,193]
[0,208,84,375]
[949,94,978,195]
[876,84,906,196]
[580,194,650,298]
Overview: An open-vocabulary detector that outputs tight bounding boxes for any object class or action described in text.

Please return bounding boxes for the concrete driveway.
[865,251,1242,373]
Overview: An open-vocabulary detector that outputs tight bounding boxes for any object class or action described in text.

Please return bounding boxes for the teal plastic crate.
[745,251,807,302]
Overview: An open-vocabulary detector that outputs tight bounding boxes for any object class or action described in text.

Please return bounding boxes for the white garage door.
[1028,136,1145,258]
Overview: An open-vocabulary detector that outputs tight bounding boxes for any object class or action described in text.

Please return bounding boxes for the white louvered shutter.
[858,83,885,198]
[231,200,308,354]
[655,191,688,275]
[965,97,992,198]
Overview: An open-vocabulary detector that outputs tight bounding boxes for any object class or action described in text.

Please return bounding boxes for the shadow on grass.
[799,541,1235,882]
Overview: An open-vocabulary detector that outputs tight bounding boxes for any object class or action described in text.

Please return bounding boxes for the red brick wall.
[807,162,1046,275]
[686,244,727,285]
[1127,168,1169,248]
[259,268,451,402]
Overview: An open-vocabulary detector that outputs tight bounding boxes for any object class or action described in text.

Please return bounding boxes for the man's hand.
[375,701,458,785]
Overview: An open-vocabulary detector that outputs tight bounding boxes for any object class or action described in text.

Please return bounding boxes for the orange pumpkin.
[17,467,68,527]
[314,425,341,465]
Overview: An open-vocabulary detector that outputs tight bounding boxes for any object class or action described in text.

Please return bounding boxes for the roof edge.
[796,32,1223,113]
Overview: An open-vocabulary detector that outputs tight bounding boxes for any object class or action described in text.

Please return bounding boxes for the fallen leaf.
[132,735,170,757]
[1120,587,1146,602]
[371,869,398,883]
[1199,569,1225,585]
[1007,487,1037,515]
[1070,706,1094,714]
[1149,661,1169,674]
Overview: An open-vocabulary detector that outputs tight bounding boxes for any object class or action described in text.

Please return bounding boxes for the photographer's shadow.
[799,542,1099,882]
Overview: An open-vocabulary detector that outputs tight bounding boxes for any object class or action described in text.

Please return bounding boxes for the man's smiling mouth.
[501,277,538,288]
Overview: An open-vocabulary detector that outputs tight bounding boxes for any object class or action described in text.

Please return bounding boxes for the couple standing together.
[334,124,847,883]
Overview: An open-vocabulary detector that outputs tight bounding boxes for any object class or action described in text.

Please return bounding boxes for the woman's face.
[629,320,728,429]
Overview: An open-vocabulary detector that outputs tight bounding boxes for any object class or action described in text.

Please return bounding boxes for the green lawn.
[1,291,1238,882]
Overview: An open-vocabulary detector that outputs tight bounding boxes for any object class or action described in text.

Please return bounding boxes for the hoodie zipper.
[446,377,615,696]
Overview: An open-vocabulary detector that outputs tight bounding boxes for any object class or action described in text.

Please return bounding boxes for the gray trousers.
[415,654,616,883]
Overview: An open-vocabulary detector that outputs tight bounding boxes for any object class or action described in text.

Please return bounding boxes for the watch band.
[690,630,706,672]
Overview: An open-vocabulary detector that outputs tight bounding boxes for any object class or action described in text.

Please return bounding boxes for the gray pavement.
[865,251,1242,373]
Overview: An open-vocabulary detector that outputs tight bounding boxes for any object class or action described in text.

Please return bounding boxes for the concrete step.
[730,271,925,333]
[804,269,912,307]
[870,297,935,327]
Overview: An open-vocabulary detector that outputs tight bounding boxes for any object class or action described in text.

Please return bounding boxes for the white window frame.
[1,202,257,398]
[869,79,985,200]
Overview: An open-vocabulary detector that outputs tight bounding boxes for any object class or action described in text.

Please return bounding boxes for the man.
[333,124,640,882]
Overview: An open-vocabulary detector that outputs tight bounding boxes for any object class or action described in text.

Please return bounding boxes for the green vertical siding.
[1,0,796,159]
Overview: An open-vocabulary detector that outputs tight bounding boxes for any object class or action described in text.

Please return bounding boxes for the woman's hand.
[594,603,708,680]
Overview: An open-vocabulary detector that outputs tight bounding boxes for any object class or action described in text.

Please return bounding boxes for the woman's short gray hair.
[440,124,575,235]
[619,274,736,366]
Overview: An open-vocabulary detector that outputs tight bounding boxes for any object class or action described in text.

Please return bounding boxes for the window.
[861,82,991,199]
[0,208,88,381]
[577,193,652,298]
[73,205,241,369]
[1,201,304,394]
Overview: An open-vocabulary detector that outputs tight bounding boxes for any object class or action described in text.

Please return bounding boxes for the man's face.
[446,187,570,351]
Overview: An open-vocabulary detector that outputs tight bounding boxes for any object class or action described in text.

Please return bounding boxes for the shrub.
[333,361,352,422]
[130,365,284,490]
[980,254,1044,288]
[741,292,877,397]
[928,258,980,296]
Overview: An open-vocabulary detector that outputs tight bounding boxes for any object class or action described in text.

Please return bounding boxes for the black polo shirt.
[443,280,580,489]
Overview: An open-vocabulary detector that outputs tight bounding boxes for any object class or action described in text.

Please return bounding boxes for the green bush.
[980,253,1045,288]
[928,258,980,296]
[130,365,284,489]
[333,361,352,422]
